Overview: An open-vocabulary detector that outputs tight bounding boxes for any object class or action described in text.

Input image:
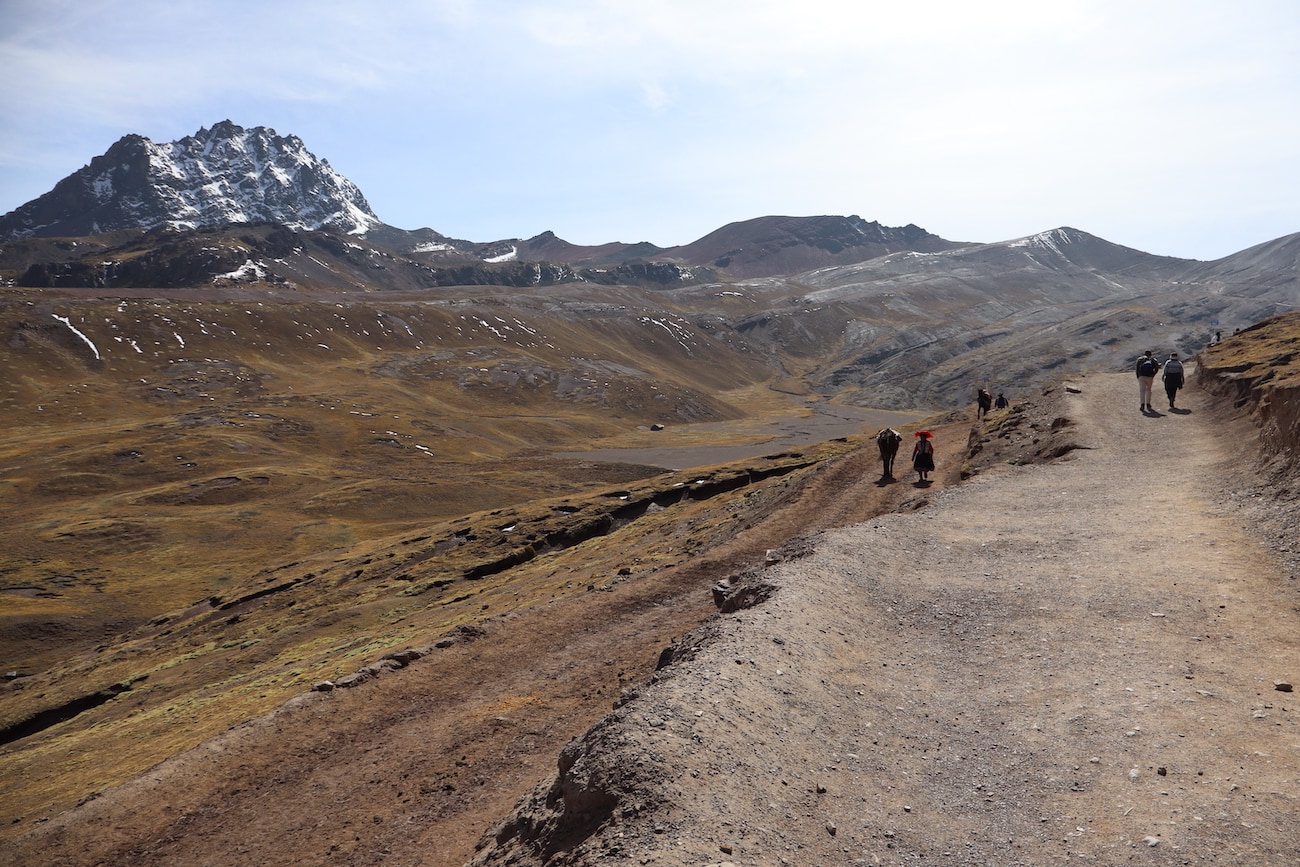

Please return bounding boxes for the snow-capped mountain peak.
[0,121,382,240]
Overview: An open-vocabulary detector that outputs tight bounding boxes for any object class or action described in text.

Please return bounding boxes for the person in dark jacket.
[1162,352,1185,409]
[1136,350,1159,412]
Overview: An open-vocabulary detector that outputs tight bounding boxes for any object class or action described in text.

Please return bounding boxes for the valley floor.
[4,372,1297,866]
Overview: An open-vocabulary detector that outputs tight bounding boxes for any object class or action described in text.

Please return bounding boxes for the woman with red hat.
[912,430,935,483]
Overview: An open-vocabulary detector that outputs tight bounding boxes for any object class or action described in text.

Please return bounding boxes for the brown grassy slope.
[0,282,885,840]
[0,286,772,667]
[0,441,854,842]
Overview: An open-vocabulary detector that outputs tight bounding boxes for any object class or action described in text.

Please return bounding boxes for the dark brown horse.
[977,388,993,418]
[876,428,902,478]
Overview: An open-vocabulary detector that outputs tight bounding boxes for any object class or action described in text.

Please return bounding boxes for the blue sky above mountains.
[1,0,1297,261]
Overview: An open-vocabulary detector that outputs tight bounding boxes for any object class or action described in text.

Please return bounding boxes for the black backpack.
[1138,358,1158,377]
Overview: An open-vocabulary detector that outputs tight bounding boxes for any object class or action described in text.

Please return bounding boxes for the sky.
[1,0,1298,261]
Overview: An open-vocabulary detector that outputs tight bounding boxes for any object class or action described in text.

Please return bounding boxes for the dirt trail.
[474,371,1299,865]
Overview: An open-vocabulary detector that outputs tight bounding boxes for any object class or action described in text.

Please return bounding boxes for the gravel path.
[476,371,1299,865]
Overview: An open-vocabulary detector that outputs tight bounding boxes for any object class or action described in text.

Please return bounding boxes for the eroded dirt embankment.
[1196,311,1300,463]
[1195,312,1300,585]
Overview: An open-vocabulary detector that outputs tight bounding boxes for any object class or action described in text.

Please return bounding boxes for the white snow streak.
[52,315,101,359]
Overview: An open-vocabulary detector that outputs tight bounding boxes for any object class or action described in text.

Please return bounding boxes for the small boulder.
[382,648,425,666]
[334,671,370,689]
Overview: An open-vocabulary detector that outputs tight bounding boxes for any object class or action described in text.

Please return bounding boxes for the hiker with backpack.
[1135,350,1160,412]
[1162,352,1185,409]
[912,430,935,483]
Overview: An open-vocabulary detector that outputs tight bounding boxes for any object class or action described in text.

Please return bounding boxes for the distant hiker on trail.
[976,389,993,418]
[912,430,935,483]
[876,427,903,479]
[1162,352,1185,409]
[995,392,1009,410]
[1136,350,1159,412]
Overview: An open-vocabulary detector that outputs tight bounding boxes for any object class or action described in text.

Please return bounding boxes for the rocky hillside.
[4,227,1298,414]
[0,121,381,239]
[652,214,964,276]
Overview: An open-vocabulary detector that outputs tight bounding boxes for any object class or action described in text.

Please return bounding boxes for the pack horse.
[876,428,903,478]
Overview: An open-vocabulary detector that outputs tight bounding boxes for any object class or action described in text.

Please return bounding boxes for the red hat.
[914,430,933,438]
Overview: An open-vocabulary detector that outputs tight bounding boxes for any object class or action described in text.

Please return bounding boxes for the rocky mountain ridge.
[0,118,1296,410]
[2,222,1297,411]
[0,122,966,279]
[2,120,1296,305]
[0,121,381,240]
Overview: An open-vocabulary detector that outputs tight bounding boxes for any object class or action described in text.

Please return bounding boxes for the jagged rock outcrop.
[0,120,381,240]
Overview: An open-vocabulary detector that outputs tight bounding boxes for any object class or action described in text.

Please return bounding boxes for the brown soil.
[4,371,1297,866]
